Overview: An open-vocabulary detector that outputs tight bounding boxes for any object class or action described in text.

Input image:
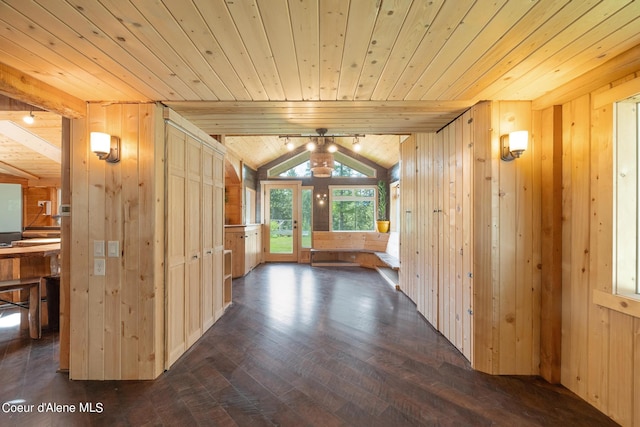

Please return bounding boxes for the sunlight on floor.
[0,312,21,328]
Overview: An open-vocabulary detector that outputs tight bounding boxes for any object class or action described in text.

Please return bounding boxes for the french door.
[263,181,301,262]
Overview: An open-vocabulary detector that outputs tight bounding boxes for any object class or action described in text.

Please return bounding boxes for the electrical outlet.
[37,200,52,215]
[94,258,106,276]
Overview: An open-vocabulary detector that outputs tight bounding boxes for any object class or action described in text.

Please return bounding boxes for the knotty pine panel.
[186,136,202,347]
[401,101,540,375]
[471,101,493,372]
[399,135,416,301]
[461,109,474,362]
[493,100,538,375]
[70,103,164,380]
[202,146,216,331]
[537,105,563,384]
[558,71,640,426]
[440,125,451,340]
[561,95,591,396]
[166,125,188,366]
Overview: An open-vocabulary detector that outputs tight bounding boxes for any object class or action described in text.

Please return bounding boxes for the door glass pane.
[269,188,293,254]
[301,189,312,248]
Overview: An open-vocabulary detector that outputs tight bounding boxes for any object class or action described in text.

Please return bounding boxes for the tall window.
[301,188,312,248]
[614,98,640,295]
[329,186,376,231]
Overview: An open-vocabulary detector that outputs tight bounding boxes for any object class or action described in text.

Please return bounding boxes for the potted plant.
[376,180,390,233]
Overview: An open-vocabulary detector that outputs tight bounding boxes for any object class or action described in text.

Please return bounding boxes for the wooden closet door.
[201,145,215,330]
[186,136,202,347]
[166,126,187,367]
[213,151,225,320]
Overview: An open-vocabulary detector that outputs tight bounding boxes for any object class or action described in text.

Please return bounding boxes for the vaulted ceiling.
[1,0,640,173]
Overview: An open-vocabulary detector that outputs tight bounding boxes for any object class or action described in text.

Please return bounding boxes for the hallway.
[0,264,615,426]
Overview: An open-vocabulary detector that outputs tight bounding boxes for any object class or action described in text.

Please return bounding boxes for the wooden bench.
[0,277,41,338]
[310,231,399,271]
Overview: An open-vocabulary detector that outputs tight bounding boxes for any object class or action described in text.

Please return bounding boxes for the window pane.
[333,189,353,197]
[269,188,293,253]
[279,161,311,177]
[333,161,367,177]
[614,101,640,294]
[332,200,374,231]
[301,189,312,248]
[355,188,375,197]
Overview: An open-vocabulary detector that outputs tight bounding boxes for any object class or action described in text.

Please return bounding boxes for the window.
[301,188,312,248]
[267,151,376,178]
[614,97,640,295]
[333,161,367,177]
[329,186,376,231]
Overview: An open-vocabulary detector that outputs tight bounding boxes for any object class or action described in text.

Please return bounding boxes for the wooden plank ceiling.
[0,107,62,181]
[0,0,639,171]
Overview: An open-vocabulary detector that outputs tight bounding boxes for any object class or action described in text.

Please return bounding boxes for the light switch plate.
[108,241,119,257]
[94,258,106,276]
[94,240,105,257]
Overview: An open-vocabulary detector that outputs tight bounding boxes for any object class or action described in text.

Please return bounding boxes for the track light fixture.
[278,129,367,177]
[284,137,295,151]
[352,135,361,152]
[279,130,365,153]
[23,111,35,125]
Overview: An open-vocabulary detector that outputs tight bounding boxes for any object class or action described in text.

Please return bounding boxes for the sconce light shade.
[500,130,528,161]
[90,132,121,163]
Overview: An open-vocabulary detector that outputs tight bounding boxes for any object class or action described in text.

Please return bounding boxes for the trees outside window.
[329,186,376,231]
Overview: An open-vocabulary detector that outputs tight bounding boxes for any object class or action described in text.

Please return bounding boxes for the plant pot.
[376,220,390,233]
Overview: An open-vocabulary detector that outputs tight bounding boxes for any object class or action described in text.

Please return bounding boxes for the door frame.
[262,181,302,262]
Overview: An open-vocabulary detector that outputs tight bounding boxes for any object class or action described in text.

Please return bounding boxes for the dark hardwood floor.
[0,264,617,426]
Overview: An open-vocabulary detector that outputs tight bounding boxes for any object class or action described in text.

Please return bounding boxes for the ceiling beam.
[0,121,62,163]
[0,160,40,180]
[0,62,85,119]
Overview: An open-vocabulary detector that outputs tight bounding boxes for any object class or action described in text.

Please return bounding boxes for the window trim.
[597,94,640,318]
[593,289,640,318]
[612,99,640,296]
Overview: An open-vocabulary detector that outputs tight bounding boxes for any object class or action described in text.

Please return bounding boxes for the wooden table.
[10,238,61,248]
[0,243,61,259]
[0,277,41,338]
[0,243,61,338]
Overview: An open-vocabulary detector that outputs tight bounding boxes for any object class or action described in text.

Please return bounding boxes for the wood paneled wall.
[401,63,640,427]
[485,101,541,376]
[400,100,541,375]
[70,102,165,380]
[399,135,416,302]
[23,186,58,227]
[0,176,59,228]
[559,72,640,426]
